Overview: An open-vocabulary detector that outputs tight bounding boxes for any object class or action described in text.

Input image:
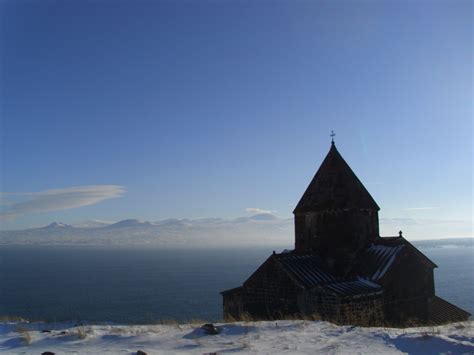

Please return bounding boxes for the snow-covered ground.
[1,320,473,354]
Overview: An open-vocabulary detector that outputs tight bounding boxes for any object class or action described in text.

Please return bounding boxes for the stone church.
[221,140,470,326]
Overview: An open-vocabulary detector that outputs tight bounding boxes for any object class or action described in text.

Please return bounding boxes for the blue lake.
[0,242,472,324]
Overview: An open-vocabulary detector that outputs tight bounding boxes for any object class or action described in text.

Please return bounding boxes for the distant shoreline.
[0,237,472,248]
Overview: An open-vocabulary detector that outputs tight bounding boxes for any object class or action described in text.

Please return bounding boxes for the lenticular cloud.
[0,185,125,221]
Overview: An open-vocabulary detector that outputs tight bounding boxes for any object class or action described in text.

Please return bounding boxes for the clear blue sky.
[1,0,472,232]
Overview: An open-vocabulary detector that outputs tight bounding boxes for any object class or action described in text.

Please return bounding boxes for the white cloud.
[245,207,275,215]
[379,217,472,239]
[402,207,440,211]
[0,185,126,221]
[0,197,13,206]
[402,206,440,211]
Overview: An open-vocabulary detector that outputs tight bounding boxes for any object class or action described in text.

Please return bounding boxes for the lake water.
[0,242,473,324]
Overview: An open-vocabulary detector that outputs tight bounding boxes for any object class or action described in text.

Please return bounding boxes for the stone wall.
[379,247,435,324]
[294,209,379,265]
[336,295,385,325]
[224,280,385,326]
[222,288,245,321]
[298,289,384,326]
[223,258,301,320]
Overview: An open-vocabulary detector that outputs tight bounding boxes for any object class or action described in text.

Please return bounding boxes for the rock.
[201,323,219,335]
[42,352,55,355]
[136,350,148,355]
[41,329,52,333]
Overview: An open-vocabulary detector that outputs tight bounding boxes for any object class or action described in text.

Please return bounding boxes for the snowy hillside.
[1,320,472,354]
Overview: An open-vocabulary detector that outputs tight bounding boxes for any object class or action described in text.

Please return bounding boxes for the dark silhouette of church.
[222,139,470,326]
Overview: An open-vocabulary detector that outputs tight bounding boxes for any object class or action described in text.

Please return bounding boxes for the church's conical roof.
[294,143,379,213]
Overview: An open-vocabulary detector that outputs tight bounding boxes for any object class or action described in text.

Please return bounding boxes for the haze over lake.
[1,239,472,324]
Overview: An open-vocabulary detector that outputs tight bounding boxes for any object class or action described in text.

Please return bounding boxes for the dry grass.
[0,315,27,322]
[110,326,127,334]
[382,317,434,329]
[287,313,321,321]
[421,326,440,337]
[225,312,321,323]
[224,312,257,323]
[15,326,32,345]
[159,319,180,327]
[224,314,237,322]
[109,325,159,336]
[73,326,88,339]
[402,318,426,328]
[187,318,209,325]
[241,339,251,350]
[192,335,203,346]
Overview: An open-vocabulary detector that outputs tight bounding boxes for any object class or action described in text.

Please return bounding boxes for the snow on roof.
[275,253,338,288]
[322,278,383,298]
[350,242,406,281]
[365,243,405,280]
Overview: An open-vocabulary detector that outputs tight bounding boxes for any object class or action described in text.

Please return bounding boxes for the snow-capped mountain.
[1,215,472,246]
[105,219,154,228]
[41,222,72,229]
[0,214,294,247]
[72,220,112,228]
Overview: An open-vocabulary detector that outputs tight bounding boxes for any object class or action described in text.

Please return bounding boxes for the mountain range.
[0,214,471,246]
[0,214,294,247]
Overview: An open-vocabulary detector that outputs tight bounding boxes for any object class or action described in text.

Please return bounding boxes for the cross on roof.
[330,130,336,143]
